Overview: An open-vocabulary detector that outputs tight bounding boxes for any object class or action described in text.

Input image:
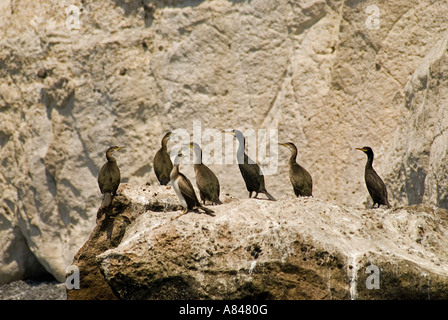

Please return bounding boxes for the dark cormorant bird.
[170,150,215,216]
[279,142,313,197]
[224,129,276,201]
[356,146,391,209]
[153,132,173,185]
[189,142,222,205]
[98,146,125,207]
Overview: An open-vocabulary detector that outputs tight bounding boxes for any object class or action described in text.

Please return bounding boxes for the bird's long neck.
[236,135,245,164]
[106,151,116,162]
[161,137,169,151]
[289,146,298,166]
[365,153,374,169]
[171,163,180,180]
[193,146,202,165]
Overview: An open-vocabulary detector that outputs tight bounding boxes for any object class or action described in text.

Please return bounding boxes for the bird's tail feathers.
[264,191,277,201]
[101,193,112,208]
[200,205,215,216]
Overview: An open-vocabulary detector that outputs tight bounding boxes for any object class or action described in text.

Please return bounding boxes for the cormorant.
[153,132,173,185]
[98,146,125,207]
[279,142,313,197]
[170,150,215,216]
[189,142,222,205]
[223,129,276,201]
[356,146,391,209]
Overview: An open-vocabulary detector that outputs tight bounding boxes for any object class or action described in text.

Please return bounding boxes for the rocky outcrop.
[68,184,448,300]
[1,0,448,284]
[66,183,181,299]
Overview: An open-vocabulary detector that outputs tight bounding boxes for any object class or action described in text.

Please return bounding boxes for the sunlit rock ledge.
[67,183,448,300]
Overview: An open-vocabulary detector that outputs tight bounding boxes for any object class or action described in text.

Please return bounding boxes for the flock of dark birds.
[97,130,392,217]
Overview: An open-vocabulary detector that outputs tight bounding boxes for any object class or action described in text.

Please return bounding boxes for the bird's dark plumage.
[98,146,125,208]
[356,146,391,209]
[170,151,215,216]
[279,142,313,197]
[190,142,222,205]
[153,132,173,185]
[224,129,276,201]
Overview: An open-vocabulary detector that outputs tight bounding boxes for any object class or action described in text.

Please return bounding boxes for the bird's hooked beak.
[356,147,367,152]
[189,142,194,149]
[278,143,287,148]
[222,130,235,137]
[111,147,126,152]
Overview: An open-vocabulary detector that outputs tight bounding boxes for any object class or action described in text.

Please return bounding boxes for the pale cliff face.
[0,0,447,283]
